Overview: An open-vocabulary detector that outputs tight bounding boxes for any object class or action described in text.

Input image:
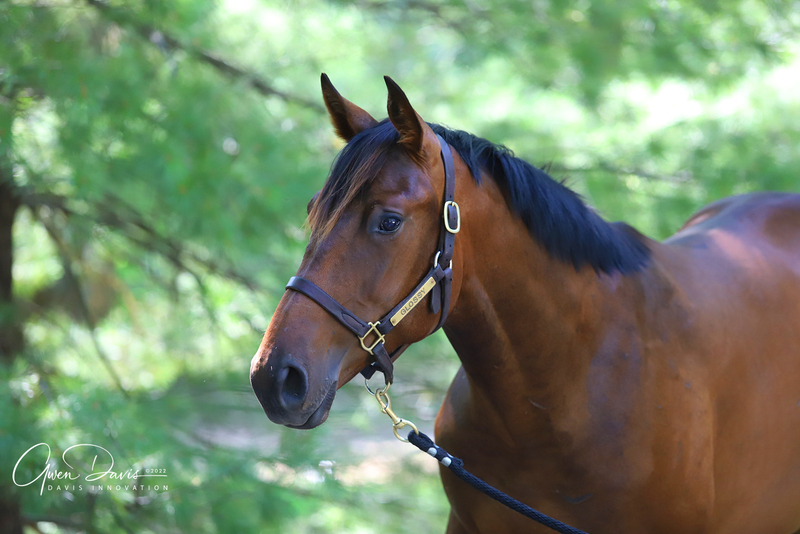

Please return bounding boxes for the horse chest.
[434,365,717,533]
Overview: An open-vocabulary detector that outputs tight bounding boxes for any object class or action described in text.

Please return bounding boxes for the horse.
[249,74,800,534]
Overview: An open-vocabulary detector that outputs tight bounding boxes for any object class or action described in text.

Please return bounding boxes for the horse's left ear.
[384,76,436,161]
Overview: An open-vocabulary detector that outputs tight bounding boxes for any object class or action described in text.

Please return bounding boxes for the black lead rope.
[407,430,591,534]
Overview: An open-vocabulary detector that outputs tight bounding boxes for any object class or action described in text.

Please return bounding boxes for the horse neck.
[444,170,639,437]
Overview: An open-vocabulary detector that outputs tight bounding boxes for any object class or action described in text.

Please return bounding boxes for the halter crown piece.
[284,134,459,384]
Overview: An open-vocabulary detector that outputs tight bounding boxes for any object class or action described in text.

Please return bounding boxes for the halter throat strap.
[285,134,458,384]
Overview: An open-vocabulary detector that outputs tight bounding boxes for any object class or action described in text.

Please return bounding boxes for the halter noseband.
[285,134,459,384]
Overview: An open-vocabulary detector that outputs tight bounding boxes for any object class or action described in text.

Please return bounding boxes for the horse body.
[436,188,800,533]
[249,75,800,534]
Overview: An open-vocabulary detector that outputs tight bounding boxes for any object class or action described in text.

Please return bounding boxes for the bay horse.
[250,74,800,534]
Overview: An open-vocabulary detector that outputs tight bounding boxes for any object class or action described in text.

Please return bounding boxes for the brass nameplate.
[390,277,437,326]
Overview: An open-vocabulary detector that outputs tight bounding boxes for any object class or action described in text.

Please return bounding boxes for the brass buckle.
[443,201,461,234]
[358,321,385,355]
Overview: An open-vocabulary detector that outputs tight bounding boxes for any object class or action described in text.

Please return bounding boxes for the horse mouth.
[286,381,337,430]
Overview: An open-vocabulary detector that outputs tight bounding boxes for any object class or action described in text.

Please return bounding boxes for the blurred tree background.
[1,0,799,532]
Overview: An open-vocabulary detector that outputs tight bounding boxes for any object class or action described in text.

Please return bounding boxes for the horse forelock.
[307,120,400,245]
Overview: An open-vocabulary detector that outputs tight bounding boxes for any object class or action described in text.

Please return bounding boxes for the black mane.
[310,120,650,275]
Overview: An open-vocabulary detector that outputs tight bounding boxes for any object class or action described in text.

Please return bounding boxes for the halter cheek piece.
[285,134,459,384]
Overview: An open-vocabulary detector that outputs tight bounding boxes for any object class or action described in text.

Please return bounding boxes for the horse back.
[672,191,800,257]
[656,191,800,532]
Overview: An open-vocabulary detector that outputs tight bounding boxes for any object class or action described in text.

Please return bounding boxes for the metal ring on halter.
[433,251,453,271]
[443,201,461,234]
[364,375,389,396]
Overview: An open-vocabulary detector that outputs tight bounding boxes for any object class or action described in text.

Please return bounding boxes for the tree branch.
[17,186,264,293]
[549,162,692,183]
[84,0,324,113]
[353,0,470,34]
[34,209,130,397]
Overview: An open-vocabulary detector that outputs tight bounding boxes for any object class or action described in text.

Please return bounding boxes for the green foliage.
[1,0,800,532]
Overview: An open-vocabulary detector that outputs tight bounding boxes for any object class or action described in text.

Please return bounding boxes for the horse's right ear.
[321,74,378,142]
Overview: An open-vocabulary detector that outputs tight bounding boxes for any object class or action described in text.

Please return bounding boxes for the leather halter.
[285,134,459,384]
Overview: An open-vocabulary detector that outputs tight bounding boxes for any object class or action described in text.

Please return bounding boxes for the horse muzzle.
[250,351,337,429]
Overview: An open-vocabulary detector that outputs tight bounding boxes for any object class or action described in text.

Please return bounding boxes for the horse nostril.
[279,363,308,409]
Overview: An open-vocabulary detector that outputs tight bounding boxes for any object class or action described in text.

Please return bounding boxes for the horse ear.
[384,76,425,156]
[321,74,378,142]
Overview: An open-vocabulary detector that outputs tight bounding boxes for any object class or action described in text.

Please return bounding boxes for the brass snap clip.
[367,381,419,442]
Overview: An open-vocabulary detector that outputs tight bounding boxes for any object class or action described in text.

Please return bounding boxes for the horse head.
[250,75,462,428]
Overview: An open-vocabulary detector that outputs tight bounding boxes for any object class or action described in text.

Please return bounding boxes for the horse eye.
[377,215,403,234]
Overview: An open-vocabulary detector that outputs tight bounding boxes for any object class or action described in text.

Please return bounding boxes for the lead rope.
[366,378,591,534]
